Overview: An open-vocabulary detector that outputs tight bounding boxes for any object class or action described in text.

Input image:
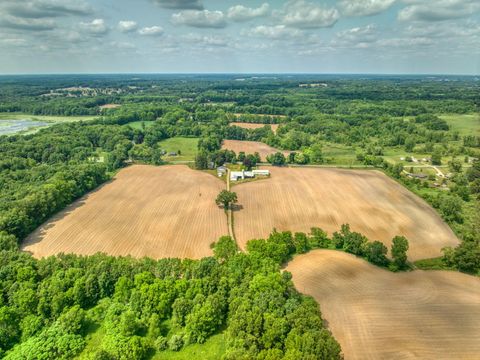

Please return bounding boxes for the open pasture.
[439,113,480,136]
[287,250,480,360]
[221,139,289,161]
[230,122,279,133]
[158,137,199,162]
[23,165,228,259]
[234,167,459,260]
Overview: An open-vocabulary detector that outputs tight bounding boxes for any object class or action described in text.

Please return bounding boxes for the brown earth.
[221,140,289,161]
[287,250,480,360]
[23,165,228,259]
[234,167,459,260]
[230,122,279,133]
[99,104,121,109]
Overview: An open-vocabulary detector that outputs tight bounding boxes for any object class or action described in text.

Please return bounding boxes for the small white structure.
[253,169,270,176]
[230,171,245,181]
[217,166,227,177]
[230,169,270,181]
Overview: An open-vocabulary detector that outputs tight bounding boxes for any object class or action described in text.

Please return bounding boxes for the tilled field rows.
[233,167,459,261]
[221,139,289,161]
[23,165,228,259]
[287,250,480,360]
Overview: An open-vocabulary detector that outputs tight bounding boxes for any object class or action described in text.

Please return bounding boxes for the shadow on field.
[231,204,244,212]
[20,177,118,250]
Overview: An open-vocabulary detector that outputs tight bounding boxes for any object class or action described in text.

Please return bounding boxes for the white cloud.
[244,25,302,39]
[227,3,270,22]
[3,0,93,19]
[399,0,480,22]
[118,20,138,33]
[110,41,136,49]
[0,37,28,46]
[0,15,56,31]
[171,10,226,28]
[183,33,228,46]
[377,36,434,47]
[80,19,108,35]
[336,24,377,42]
[151,0,203,10]
[339,0,396,17]
[276,0,339,29]
[138,25,164,36]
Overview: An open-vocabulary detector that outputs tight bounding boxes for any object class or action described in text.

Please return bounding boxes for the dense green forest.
[0,74,479,358]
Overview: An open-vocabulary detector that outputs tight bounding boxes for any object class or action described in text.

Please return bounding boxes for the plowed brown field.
[230,122,279,133]
[23,165,228,259]
[234,167,459,260]
[221,140,289,161]
[287,250,480,360]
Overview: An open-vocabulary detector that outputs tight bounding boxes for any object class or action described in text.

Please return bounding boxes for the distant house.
[230,171,245,181]
[168,152,177,156]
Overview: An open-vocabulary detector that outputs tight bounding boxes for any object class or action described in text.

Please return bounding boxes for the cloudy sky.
[0,0,479,74]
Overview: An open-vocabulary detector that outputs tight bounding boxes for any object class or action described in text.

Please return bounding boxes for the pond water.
[0,119,49,135]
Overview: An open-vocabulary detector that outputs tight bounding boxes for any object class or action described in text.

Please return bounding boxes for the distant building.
[230,171,245,181]
[230,169,270,181]
[217,166,227,177]
[168,152,177,156]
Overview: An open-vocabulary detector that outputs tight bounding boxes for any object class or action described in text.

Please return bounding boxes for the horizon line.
[0,72,478,77]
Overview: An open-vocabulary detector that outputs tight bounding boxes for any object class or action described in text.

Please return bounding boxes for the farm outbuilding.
[217,166,227,177]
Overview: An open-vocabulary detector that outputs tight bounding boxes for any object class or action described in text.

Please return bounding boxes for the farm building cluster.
[216,166,270,181]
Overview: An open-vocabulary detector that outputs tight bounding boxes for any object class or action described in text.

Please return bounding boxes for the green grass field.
[322,143,361,166]
[124,121,156,130]
[151,333,226,360]
[158,137,199,162]
[439,114,480,136]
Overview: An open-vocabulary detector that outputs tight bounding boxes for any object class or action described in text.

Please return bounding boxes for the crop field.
[287,250,480,360]
[23,165,228,259]
[233,167,459,260]
[221,139,289,161]
[230,122,279,133]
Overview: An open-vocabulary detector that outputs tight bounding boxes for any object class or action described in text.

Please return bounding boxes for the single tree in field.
[391,236,409,269]
[215,190,237,210]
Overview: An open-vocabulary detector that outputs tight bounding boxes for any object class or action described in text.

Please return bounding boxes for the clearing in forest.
[99,104,121,110]
[234,167,459,260]
[221,139,289,161]
[287,250,480,360]
[230,122,279,133]
[23,165,228,259]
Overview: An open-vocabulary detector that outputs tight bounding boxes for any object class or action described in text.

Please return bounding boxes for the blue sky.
[0,0,479,74]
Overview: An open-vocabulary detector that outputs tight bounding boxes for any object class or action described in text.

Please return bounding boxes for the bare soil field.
[221,140,289,161]
[99,104,121,110]
[230,122,279,133]
[287,250,480,360]
[23,165,228,259]
[234,167,459,260]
